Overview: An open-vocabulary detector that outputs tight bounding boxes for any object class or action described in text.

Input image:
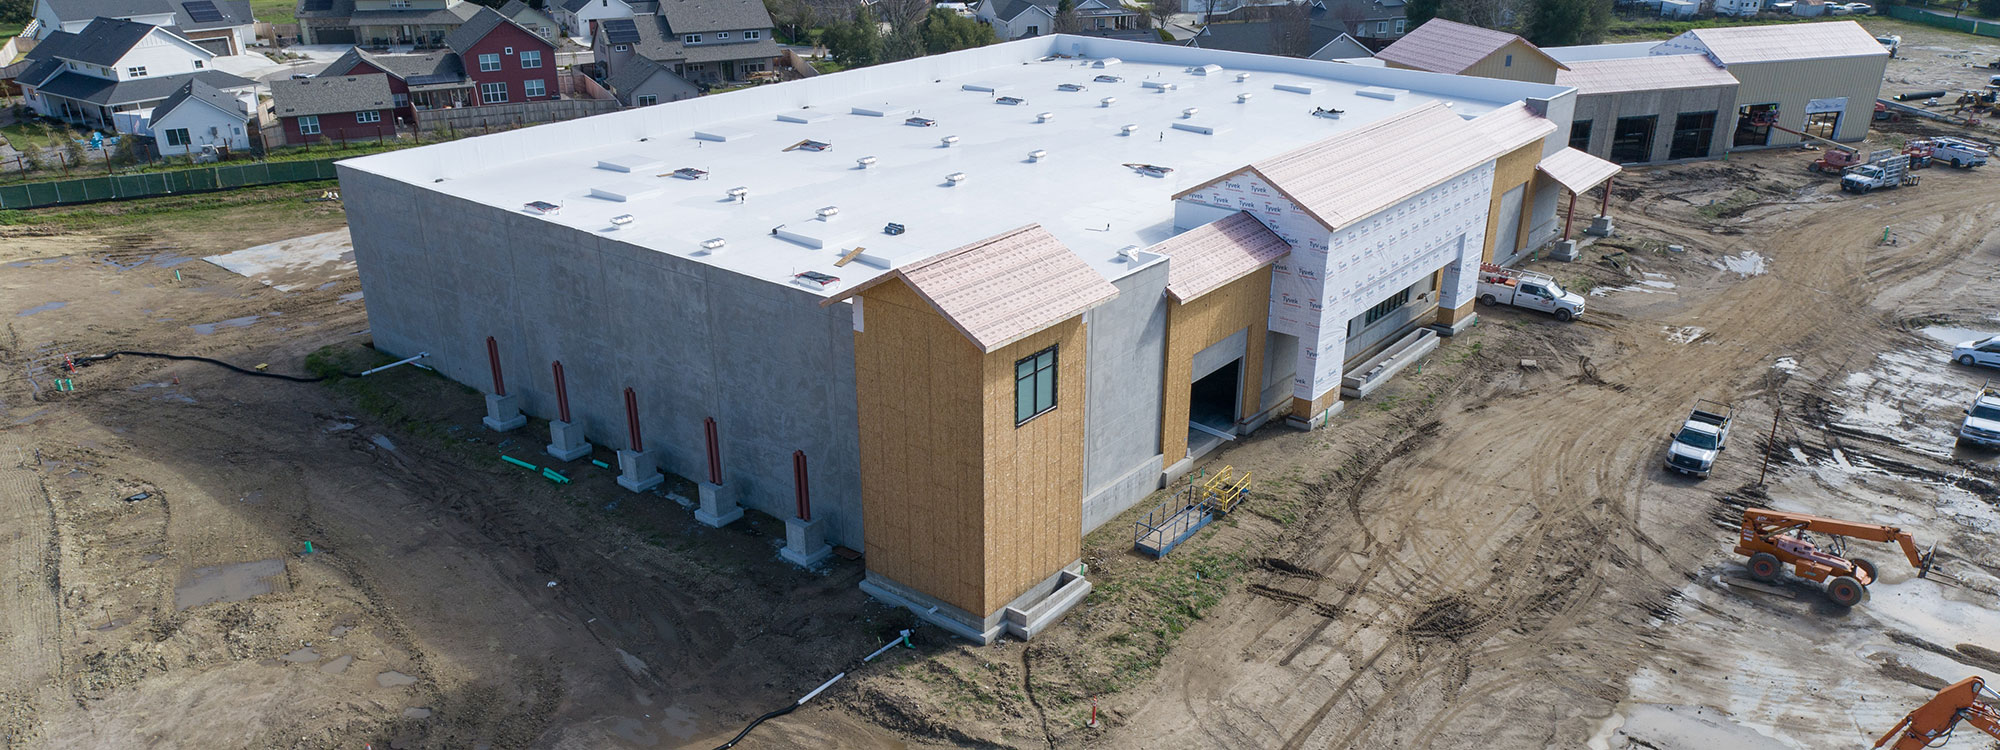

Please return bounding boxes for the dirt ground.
[4,45,2000,750]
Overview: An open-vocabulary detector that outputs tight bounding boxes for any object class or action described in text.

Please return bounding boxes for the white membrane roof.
[343,36,1570,298]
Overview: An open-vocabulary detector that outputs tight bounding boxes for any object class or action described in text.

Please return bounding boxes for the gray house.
[593,0,779,88]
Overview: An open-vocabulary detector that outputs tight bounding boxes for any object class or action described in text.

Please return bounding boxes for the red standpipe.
[552,361,570,423]
[704,417,721,485]
[792,450,810,521]
[624,387,642,452]
[486,336,505,396]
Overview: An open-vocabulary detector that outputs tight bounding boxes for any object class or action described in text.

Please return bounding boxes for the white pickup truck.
[1926,136,1990,169]
[1665,400,1733,478]
[1476,264,1586,322]
[1960,382,2000,448]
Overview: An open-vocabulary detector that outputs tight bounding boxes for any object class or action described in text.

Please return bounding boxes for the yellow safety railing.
[1200,465,1252,515]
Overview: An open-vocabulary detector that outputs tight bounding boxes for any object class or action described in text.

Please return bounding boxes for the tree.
[823,8,884,66]
[1405,0,1439,28]
[0,0,33,24]
[1522,0,1608,46]
[921,7,998,54]
[1054,0,1084,32]
[1268,1,1315,56]
[1437,0,1509,29]
[1981,0,2000,18]
[1333,1,1366,34]
[1145,0,1180,30]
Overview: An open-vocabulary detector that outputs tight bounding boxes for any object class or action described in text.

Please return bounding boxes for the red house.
[317,48,467,123]
[271,74,397,145]
[443,6,557,107]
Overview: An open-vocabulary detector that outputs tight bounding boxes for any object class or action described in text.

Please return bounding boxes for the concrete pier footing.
[616,449,663,492]
[545,420,590,461]
[693,482,742,527]
[1586,215,1615,237]
[483,394,526,432]
[780,517,831,567]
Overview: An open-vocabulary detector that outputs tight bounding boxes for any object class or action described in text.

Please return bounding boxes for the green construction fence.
[0,158,341,210]
[1885,5,2000,38]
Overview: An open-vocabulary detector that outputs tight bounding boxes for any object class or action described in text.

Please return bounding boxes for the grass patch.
[0,20,25,42]
[249,0,297,25]
[1078,547,1251,695]
[1695,187,1760,221]
[0,180,343,232]
[1603,13,1819,42]
[1,120,77,151]
[1568,276,1598,294]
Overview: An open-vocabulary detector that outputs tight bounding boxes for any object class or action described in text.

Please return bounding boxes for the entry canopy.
[1537,147,1622,194]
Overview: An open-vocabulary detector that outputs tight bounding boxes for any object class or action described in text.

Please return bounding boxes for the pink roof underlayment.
[1660,20,1888,65]
[1536,147,1622,194]
[1556,54,1739,96]
[1152,212,1294,303]
[823,224,1119,353]
[1375,18,1568,74]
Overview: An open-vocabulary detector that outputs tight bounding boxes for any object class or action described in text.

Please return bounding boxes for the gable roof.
[1556,54,1736,96]
[36,68,250,106]
[151,78,248,122]
[619,11,778,63]
[1656,20,1887,65]
[1309,32,1374,60]
[175,0,255,30]
[1375,18,1565,74]
[322,47,466,86]
[987,0,1055,22]
[497,0,554,26]
[607,52,669,93]
[41,0,178,21]
[444,6,547,54]
[560,0,627,12]
[63,17,196,67]
[1186,20,1340,58]
[347,1,479,25]
[1176,101,1521,230]
[658,0,775,34]
[271,73,396,118]
[823,225,1119,353]
[1152,212,1293,302]
[1469,101,1557,152]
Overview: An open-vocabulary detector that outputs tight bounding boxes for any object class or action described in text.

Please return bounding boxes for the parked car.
[1954,334,2000,367]
[1665,400,1734,479]
[1845,2,1873,13]
[1959,383,2000,447]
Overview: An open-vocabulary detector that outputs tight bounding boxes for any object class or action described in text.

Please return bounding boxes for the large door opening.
[1186,359,1240,459]
[1669,111,1716,160]
[1610,115,1657,164]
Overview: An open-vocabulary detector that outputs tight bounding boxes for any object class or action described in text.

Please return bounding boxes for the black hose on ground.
[711,629,916,749]
[711,704,803,750]
[73,351,353,382]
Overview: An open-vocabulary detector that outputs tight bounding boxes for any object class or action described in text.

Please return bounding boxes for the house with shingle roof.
[593,0,779,90]
[554,0,636,38]
[18,17,255,135]
[295,0,481,46]
[149,77,255,156]
[974,0,1139,40]
[270,73,397,145]
[313,7,555,119]
[32,0,259,55]
[497,0,559,40]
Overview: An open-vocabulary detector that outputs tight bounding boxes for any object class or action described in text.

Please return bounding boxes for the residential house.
[1312,31,1373,59]
[594,0,779,89]
[17,18,255,134]
[295,0,483,46]
[271,73,397,144]
[1376,18,1567,83]
[498,0,560,40]
[149,78,255,156]
[444,7,558,105]
[31,0,257,54]
[554,0,634,37]
[975,0,1140,40]
[319,47,468,120]
[602,50,699,106]
[1312,0,1406,42]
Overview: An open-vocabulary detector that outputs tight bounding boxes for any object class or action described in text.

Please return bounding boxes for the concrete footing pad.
[483,393,526,432]
[1285,401,1345,431]
[1586,215,1615,237]
[545,420,590,461]
[1427,312,1479,338]
[780,517,831,567]
[693,482,741,527]
[616,449,663,493]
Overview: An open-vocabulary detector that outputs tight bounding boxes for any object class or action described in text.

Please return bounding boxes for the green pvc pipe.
[501,455,538,471]
[591,459,611,469]
[542,468,570,484]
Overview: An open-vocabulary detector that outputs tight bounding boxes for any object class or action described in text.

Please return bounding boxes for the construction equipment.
[1874,677,2000,749]
[1133,465,1251,558]
[1733,508,1938,607]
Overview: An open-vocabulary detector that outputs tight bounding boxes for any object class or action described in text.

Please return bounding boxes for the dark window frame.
[1014,345,1058,426]
[1669,110,1716,160]
[1363,287,1413,326]
[1610,114,1658,164]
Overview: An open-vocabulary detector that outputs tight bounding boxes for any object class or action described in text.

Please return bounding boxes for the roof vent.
[940,135,960,147]
[1118,245,1143,261]
[727,186,749,202]
[1142,81,1177,92]
[672,167,708,180]
[1094,58,1122,67]
[906,116,936,127]
[523,201,561,215]
[1028,149,1048,161]
[611,214,635,228]
[1037,111,1055,122]
[1101,96,1116,107]
[856,156,878,168]
[701,237,727,250]
[1182,107,1199,118]
[1187,64,1222,75]
[946,172,967,185]
[1093,74,1122,83]
[1235,72,1251,82]
[1237,93,1253,103]
[816,206,840,219]
[1058,83,1087,92]
[1273,82,1316,95]
[995,96,1026,105]
[1120,124,1139,135]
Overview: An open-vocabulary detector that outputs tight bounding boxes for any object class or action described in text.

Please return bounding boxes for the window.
[613,43,629,51]
[745,29,761,39]
[164,128,191,146]
[1610,115,1657,164]
[298,115,320,135]
[356,109,381,123]
[1363,287,1412,326]
[1733,104,1776,148]
[1014,346,1058,424]
[684,33,701,43]
[394,92,409,106]
[717,32,729,39]
[193,60,204,69]
[1393,18,1405,33]
[390,0,409,6]
[520,50,542,68]
[478,53,501,72]
[637,94,658,106]
[1504,54,1513,67]
[127,66,148,77]
[1802,111,1840,140]
[480,81,508,103]
[525,78,545,97]
[1669,111,1716,160]
[1569,120,1592,152]
[1376,20,1387,34]
[1026,25,1038,35]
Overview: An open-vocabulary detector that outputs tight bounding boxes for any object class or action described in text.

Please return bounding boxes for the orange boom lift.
[1733,508,1937,607]
[1875,677,2000,749]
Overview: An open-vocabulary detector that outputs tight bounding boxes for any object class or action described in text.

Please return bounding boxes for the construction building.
[334,36,1616,642]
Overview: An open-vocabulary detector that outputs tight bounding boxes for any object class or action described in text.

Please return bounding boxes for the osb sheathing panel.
[978,316,1087,615]
[1482,140,1544,262]
[853,280,988,614]
[1160,266,1272,462]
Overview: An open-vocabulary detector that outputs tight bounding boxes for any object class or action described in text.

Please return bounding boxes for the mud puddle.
[174,558,285,610]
